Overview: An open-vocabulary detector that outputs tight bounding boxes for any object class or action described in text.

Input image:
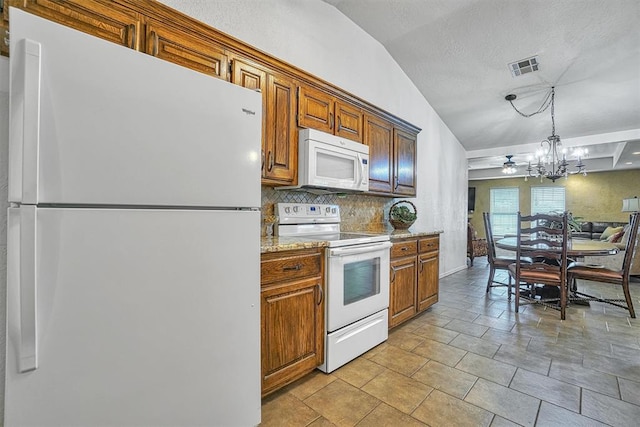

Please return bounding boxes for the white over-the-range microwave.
[281,129,369,194]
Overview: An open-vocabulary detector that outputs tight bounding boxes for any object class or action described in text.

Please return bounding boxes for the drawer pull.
[283,263,302,271]
[401,247,408,251]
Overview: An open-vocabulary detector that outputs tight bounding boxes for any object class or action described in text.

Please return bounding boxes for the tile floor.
[260,257,640,426]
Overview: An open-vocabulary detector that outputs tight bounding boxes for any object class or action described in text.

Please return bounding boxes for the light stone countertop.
[260,229,443,253]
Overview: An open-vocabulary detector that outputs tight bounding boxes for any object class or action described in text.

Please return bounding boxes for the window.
[490,187,519,236]
[531,187,565,215]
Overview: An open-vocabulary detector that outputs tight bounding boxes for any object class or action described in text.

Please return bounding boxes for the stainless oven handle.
[329,241,392,257]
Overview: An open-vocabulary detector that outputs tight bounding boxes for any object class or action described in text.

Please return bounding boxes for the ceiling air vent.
[508,56,539,77]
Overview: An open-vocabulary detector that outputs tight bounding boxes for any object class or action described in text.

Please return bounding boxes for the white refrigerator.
[5,8,262,426]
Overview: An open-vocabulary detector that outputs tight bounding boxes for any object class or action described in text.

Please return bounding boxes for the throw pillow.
[608,230,626,243]
[600,226,624,241]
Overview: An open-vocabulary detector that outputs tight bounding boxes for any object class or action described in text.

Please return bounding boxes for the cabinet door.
[417,252,439,312]
[231,59,268,176]
[145,20,228,79]
[393,128,417,196]
[297,85,334,133]
[264,73,298,184]
[20,0,141,49]
[389,256,417,328]
[364,114,394,194]
[335,100,363,142]
[261,276,324,396]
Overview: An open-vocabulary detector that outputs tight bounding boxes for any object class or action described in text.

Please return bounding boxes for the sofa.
[572,221,628,240]
[572,221,640,276]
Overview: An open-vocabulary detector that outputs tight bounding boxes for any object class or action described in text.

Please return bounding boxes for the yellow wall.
[469,169,640,238]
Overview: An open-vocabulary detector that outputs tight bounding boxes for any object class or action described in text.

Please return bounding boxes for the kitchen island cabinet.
[389,234,440,328]
[260,248,325,396]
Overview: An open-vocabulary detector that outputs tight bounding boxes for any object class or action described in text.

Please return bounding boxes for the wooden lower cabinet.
[390,255,417,327]
[260,248,324,396]
[389,235,440,328]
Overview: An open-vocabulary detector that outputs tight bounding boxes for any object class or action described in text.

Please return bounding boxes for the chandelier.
[502,155,517,174]
[506,86,587,182]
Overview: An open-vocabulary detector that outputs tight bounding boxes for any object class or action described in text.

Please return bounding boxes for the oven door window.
[343,257,381,305]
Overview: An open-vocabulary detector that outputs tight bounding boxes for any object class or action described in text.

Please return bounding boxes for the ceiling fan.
[502,155,518,175]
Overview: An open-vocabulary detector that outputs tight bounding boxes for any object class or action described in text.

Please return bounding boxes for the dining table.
[495,236,619,305]
[495,237,619,258]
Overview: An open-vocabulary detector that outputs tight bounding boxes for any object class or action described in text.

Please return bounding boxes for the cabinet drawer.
[261,250,322,285]
[391,240,418,259]
[419,236,439,253]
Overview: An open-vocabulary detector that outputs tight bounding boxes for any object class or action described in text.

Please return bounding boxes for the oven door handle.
[329,241,392,257]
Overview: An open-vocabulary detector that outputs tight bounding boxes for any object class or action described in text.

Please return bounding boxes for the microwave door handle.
[356,153,364,187]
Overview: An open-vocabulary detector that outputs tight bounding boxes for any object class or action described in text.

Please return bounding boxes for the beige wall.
[469,169,640,238]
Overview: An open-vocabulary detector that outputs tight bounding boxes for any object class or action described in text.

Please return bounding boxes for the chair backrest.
[483,212,498,262]
[514,212,568,281]
[622,212,640,276]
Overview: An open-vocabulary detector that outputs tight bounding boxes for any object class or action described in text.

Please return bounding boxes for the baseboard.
[441,265,468,278]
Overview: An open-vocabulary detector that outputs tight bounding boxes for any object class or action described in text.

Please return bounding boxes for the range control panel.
[277,203,340,224]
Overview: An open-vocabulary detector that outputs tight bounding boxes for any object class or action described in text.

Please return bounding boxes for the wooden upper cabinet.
[18,0,142,49]
[298,85,334,134]
[298,84,363,142]
[335,100,363,141]
[393,128,417,196]
[231,58,268,173]
[364,114,394,194]
[231,58,297,185]
[364,114,418,197]
[145,20,228,80]
[264,73,297,184]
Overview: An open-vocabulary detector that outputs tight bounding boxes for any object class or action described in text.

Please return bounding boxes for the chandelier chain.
[507,88,553,118]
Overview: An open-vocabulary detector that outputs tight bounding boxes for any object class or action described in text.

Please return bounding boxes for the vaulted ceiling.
[323,0,640,179]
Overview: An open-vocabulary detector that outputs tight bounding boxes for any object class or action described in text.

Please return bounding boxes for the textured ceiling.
[323,0,640,179]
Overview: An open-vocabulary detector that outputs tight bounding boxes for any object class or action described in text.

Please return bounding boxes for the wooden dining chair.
[508,212,569,319]
[483,212,520,298]
[567,212,639,318]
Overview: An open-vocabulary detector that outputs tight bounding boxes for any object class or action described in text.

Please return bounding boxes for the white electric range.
[276,203,391,372]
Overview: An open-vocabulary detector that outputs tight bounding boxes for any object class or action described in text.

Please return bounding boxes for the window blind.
[531,187,566,215]
[490,187,519,236]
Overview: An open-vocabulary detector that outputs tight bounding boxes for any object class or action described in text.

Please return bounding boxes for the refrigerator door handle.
[8,206,39,373]
[10,39,42,204]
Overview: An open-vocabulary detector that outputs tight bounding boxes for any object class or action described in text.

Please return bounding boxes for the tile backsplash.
[261,186,399,235]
